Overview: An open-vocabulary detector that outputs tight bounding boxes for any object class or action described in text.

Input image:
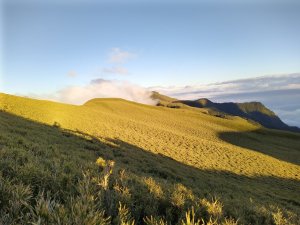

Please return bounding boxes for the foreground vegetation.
[0,93,300,224]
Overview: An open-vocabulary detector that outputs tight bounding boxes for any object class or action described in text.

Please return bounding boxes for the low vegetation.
[0,93,299,224]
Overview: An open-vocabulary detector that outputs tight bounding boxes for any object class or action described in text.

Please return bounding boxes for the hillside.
[152,92,300,132]
[0,92,300,224]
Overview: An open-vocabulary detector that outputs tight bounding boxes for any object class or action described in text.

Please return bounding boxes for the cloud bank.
[42,79,156,106]
[153,73,300,127]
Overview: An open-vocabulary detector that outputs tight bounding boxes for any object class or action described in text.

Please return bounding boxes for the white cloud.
[108,48,136,64]
[102,66,129,75]
[37,79,157,106]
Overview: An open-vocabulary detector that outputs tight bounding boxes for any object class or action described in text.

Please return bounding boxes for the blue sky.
[1,0,300,125]
[2,0,300,91]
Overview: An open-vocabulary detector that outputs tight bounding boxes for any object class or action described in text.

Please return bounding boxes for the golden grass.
[1,92,300,224]
[1,93,299,180]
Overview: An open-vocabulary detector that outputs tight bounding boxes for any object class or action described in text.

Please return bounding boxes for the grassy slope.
[1,92,300,224]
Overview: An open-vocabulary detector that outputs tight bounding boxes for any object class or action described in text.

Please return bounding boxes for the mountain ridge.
[152,92,300,133]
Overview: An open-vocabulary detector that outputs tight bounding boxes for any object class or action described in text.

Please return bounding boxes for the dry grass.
[0,92,300,224]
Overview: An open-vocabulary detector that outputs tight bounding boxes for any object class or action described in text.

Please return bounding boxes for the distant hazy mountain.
[152,92,300,133]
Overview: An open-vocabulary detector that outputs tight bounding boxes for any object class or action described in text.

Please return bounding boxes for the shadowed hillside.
[218,129,300,166]
[1,93,300,224]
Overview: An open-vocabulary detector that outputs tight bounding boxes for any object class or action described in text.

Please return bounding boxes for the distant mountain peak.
[152,91,300,133]
[195,98,214,107]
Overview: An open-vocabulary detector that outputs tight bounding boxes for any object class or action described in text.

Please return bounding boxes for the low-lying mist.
[36,79,157,106]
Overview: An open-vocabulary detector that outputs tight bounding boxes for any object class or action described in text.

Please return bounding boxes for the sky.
[1,0,300,126]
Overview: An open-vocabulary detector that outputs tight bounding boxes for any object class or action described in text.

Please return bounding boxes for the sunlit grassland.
[0,92,300,224]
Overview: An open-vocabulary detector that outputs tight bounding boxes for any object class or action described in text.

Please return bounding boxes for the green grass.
[0,92,300,224]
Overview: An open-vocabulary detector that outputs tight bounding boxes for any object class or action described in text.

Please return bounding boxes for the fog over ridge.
[30,79,157,106]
